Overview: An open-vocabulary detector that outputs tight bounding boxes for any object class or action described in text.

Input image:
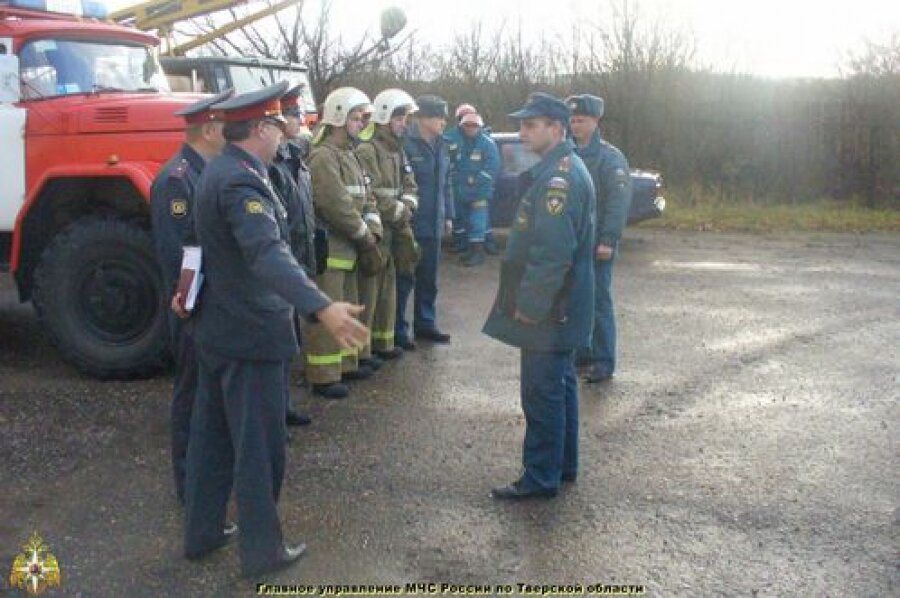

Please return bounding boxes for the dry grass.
[638,187,900,233]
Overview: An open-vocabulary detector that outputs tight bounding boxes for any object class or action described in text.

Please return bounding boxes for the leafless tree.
[175,0,413,103]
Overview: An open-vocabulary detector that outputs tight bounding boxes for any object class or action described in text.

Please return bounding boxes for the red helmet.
[455,103,477,120]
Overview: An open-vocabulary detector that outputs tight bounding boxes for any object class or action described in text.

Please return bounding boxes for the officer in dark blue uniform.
[150,87,233,505]
[397,95,455,348]
[268,85,317,428]
[181,81,369,578]
[483,93,596,499]
[566,94,632,383]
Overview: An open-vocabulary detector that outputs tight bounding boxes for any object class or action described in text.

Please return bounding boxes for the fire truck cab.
[1,0,198,378]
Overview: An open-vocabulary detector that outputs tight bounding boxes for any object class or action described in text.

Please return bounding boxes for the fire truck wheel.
[32,217,169,379]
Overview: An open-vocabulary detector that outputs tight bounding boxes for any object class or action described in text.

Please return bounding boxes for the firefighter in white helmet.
[306,87,385,399]
[355,88,420,360]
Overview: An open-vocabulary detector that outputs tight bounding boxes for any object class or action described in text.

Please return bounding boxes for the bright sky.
[106,0,898,78]
[330,0,899,79]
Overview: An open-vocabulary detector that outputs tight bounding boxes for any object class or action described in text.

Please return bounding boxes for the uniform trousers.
[519,349,579,491]
[184,349,287,576]
[170,317,198,505]
[395,237,440,341]
[576,252,616,376]
[305,267,360,384]
[359,253,396,353]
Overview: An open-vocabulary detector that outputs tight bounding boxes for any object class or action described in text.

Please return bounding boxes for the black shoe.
[285,409,312,427]
[583,365,613,383]
[342,364,374,381]
[359,356,383,371]
[561,472,577,483]
[241,541,306,578]
[396,338,416,351]
[312,382,349,399]
[491,480,557,500]
[415,328,451,343]
[375,347,404,360]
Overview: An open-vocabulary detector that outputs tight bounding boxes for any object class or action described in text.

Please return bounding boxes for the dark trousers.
[520,349,579,491]
[452,196,469,250]
[184,349,287,576]
[283,360,295,413]
[577,254,616,375]
[395,236,440,341]
[170,318,198,504]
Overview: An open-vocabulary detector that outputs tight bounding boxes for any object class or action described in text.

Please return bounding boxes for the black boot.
[312,382,349,399]
[342,364,374,381]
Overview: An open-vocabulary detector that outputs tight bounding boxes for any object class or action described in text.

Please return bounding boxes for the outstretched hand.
[317,302,369,350]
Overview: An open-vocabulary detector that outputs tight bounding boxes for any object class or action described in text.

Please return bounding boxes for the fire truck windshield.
[19,38,169,99]
[227,64,314,106]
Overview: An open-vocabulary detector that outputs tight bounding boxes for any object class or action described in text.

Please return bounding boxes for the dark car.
[489,132,665,228]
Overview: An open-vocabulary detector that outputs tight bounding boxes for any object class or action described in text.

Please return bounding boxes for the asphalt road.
[1,230,897,597]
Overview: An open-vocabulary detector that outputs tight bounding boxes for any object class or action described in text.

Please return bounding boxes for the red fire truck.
[0,0,200,378]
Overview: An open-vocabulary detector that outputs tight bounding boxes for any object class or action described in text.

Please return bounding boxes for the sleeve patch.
[170,199,188,218]
[244,199,266,214]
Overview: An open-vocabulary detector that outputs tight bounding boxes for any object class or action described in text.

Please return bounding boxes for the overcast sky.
[108,0,898,79]
[337,0,898,79]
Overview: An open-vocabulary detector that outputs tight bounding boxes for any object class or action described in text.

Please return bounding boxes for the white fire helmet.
[371,88,418,125]
[321,87,373,127]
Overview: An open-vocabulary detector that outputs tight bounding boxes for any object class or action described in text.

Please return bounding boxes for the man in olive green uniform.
[306,87,384,399]
[355,89,420,360]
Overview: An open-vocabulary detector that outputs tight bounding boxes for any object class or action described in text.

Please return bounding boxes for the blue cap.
[174,88,234,124]
[508,92,570,125]
[565,94,604,118]
[415,95,448,118]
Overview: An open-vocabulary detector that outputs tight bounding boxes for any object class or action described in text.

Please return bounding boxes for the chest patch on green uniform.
[470,149,482,161]
[546,194,566,216]
[170,199,188,218]
[245,199,266,214]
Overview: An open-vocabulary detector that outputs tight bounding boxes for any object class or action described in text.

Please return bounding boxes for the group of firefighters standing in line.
[150,81,631,577]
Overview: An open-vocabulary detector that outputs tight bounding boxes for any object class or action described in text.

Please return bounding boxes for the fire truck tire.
[32,217,169,379]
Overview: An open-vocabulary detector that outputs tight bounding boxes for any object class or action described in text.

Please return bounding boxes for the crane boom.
[110,0,303,56]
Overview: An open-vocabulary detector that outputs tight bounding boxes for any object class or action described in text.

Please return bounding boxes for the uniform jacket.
[308,133,382,271]
[193,143,331,361]
[355,126,418,246]
[446,126,500,202]
[482,140,596,351]
[151,143,204,297]
[576,130,632,247]
[269,141,317,275]
[403,121,454,239]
